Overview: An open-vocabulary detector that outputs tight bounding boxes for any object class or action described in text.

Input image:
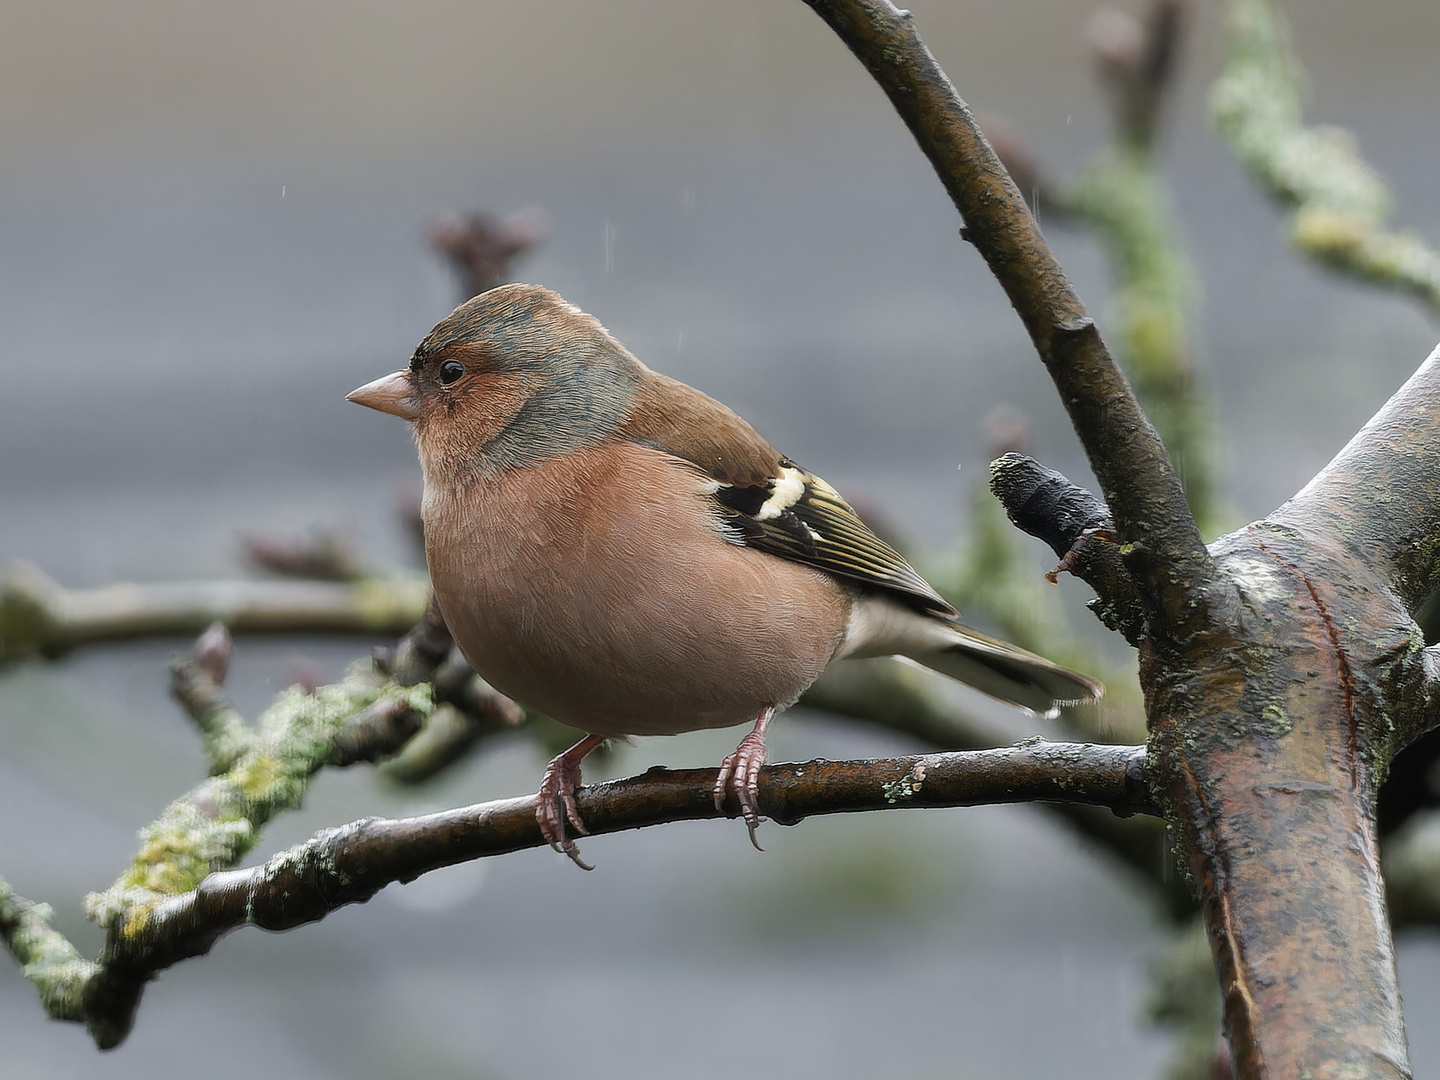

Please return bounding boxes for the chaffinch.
[348,283,1102,867]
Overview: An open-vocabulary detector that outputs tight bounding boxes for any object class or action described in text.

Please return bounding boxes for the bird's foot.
[537,734,606,870]
[714,707,775,851]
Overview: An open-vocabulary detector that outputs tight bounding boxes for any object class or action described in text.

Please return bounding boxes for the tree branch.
[1211,0,1440,313]
[1274,345,1440,618]
[82,673,433,935]
[799,0,1214,636]
[0,880,97,1024]
[798,3,1433,1075]
[20,741,1151,1048]
[0,561,428,660]
[988,452,1148,644]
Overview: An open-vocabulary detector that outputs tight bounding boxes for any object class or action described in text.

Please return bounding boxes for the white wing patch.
[756,466,807,521]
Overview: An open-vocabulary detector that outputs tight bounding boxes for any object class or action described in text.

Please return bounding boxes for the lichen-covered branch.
[1063,146,1215,534]
[11,647,430,1048]
[24,740,1151,1048]
[85,673,431,935]
[799,0,1213,640]
[169,623,251,773]
[0,879,97,1024]
[1211,0,1440,312]
[0,561,429,660]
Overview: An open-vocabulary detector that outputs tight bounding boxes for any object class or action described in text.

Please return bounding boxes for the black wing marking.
[710,458,957,617]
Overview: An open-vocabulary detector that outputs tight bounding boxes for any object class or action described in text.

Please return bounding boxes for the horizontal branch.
[0,561,429,660]
[73,742,1152,1047]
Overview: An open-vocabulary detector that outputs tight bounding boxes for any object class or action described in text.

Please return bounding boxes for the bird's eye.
[437,360,467,386]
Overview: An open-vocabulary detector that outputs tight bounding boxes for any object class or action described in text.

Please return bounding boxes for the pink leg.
[537,733,606,870]
[713,707,775,851]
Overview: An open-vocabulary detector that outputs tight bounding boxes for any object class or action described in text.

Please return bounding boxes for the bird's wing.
[620,372,957,617]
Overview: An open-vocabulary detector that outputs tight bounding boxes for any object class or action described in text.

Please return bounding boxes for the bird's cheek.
[447,373,534,444]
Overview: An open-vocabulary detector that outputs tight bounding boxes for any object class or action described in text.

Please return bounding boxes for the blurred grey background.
[1,1,1438,1076]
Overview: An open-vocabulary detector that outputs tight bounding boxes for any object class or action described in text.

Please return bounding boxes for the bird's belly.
[423,446,852,737]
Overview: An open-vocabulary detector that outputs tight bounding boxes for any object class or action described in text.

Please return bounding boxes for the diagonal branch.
[1211,0,1440,312]
[799,0,1214,636]
[1275,345,1440,617]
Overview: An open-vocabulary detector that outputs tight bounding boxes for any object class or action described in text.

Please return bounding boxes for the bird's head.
[347,283,645,479]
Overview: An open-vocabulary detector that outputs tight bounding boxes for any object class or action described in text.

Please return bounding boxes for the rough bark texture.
[1146,524,1418,1079]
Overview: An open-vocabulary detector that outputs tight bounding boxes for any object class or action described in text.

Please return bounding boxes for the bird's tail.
[901,622,1103,718]
[841,595,1103,717]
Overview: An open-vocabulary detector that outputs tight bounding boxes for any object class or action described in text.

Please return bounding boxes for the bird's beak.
[346,371,420,421]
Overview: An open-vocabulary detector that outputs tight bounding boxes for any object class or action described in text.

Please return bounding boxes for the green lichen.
[0,877,97,1021]
[882,763,927,804]
[86,671,432,928]
[1211,0,1440,310]
[1258,702,1293,740]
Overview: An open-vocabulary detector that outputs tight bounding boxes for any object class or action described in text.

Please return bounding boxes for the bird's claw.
[714,728,769,851]
[537,753,594,871]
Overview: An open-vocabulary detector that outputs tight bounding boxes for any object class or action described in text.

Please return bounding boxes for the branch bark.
[13,741,1151,1048]
[0,561,429,659]
[800,0,1214,640]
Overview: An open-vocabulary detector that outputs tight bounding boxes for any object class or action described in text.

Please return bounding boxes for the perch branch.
[15,741,1151,1048]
